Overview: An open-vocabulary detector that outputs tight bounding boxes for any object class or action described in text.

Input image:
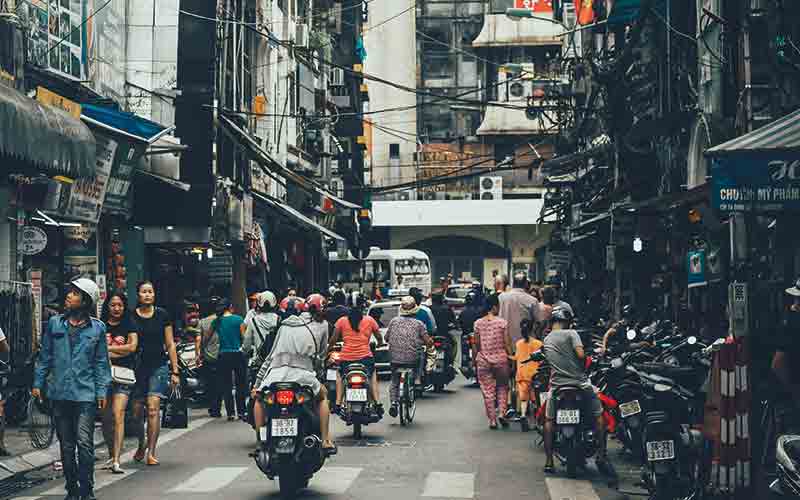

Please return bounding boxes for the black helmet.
[465,292,477,305]
[551,306,572,323]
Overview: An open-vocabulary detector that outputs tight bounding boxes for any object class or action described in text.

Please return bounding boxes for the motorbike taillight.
[348,374,366,387]
[275,390,294,406]
[434,341,443,348]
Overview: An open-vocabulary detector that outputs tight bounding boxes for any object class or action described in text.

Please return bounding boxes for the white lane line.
[43,417,214,495]
[310,466,363,495]
[421,471,475,498]
[544,477,601,500]
[170,466,250,493]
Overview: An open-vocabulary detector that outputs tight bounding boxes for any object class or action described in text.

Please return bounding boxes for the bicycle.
[397,367,417,426]
[0,359,55,450]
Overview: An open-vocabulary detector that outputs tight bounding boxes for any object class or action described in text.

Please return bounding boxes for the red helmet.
[280,296,306,313]
[305,293,327,312]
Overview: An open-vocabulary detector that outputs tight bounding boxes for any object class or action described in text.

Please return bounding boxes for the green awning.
[0,83,96,178]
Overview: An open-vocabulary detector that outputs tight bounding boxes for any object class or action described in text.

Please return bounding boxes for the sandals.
[111,462,125,474]
[133,449,146,463]
[146,455,160,466]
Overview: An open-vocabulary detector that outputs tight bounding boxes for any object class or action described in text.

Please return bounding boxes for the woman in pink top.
[329,307,383,410]
[472,293,513,429]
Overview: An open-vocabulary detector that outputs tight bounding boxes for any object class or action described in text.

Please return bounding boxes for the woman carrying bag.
[100,293,138,474]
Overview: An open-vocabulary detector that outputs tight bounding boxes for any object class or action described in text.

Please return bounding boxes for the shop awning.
[80,103,173,144]
[0,83,96,178]
[252,192,345,241]
[217,114,361,210]
[706,108,800,156]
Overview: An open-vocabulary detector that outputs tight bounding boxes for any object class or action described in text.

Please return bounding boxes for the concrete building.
[365,0,567,287]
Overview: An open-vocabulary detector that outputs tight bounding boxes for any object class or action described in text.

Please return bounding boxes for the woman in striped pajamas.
[472,294,513,429]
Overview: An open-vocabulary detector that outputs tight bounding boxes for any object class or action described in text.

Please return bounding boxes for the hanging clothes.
[0,281,35,371]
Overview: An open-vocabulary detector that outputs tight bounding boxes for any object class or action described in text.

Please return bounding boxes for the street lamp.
[506,8,564,26]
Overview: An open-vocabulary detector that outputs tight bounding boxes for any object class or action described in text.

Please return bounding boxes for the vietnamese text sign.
[19,226,48,255]
[64,134,117,223]
[712,154,800,213]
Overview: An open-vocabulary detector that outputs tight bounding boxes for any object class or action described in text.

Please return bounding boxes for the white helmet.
[70,278,100,308]
[257,290,277,309]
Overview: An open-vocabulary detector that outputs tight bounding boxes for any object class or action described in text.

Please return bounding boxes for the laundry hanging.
[0,281,35,371]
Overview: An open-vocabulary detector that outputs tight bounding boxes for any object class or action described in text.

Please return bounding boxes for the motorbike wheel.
[434,384,444,393]
[353,421,362,439]
[566,440,579,478]
[278,463,300,500]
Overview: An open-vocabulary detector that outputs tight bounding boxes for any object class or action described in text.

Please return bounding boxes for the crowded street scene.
[2,0,800,499]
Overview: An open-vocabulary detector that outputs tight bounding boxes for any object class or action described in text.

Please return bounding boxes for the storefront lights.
[207,248,214,259]
[633,237,643,253]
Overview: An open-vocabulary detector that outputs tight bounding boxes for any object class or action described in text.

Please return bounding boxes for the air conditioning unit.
[479,176,503,200]
[330,67,345,87]
[498,63,535,102]
[330,177,344,199]
[295,23,309,48]
[423,191,438,201]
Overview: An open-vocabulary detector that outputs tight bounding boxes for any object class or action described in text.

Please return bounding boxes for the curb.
[0,426,105,482]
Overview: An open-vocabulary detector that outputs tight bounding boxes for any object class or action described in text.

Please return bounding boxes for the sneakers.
[110,462,125,474]
[389,403,399,418]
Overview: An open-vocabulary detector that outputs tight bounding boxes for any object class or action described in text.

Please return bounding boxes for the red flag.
[575,0,596,25]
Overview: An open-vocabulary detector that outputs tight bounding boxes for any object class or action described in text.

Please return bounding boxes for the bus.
[328,248,432,297]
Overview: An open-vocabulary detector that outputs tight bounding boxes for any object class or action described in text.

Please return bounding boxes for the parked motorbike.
[253,382,335,499]
[176,341,205,402]
[772,435,800,497]
[428,335,456,392]
[340,362,382,438]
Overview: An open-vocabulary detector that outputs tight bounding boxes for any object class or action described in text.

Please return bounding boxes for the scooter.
[340,362,382,438]
[253,382,335,499]
[459,332,477,385]
[428,335,456,392]
[324,342,343,410]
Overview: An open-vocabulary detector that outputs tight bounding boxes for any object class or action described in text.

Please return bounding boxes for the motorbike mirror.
[687,336,697,345]
[611,358,623,369]
[626,329,637,341]
[653,383,673,392]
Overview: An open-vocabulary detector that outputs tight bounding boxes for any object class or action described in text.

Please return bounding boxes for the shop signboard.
[27,269,42,345]
[63,225,98,281]
[711,154,800,213]
[102,141,145,217]
[514,0,554,12]
[687,249,707,288]
[19,226,48,255]
[96,274,106,318]
[63,134,117,223]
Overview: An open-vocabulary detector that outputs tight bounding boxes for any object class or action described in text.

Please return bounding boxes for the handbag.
[111,365,137,386]
[161,386,189,429]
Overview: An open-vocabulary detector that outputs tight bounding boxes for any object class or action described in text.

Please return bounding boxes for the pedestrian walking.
[514,320,543,420]
[32,278,111,500]
[0,326,11,456]
[472,294,512,429]
[213,299,247,421]
[100,293,138,474]
[199,297,222,417]
[131,281,180,466]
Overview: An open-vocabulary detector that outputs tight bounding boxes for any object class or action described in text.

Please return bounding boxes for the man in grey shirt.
[542,307,609,475]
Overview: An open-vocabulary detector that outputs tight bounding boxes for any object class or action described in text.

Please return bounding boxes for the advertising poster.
[64,133,117,223]
[687,249,707,289]
[63,225,98,281]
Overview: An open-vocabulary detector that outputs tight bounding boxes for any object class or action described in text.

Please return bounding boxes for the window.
[389,143,400,159]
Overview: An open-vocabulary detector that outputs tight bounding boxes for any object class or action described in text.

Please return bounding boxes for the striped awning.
[706,108,800,156]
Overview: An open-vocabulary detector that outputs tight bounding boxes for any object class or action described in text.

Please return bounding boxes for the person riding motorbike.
[251,299,335,452]
[542,307,610,474]
[408,287,435,334]
[279,296,306,321]
[302,294,330,377]
[460,292,483,336]
[386,297,434,418]
[430,293,456,364]
[242,291,280,382]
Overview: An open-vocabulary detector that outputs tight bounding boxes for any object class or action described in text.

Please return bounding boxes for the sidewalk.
[0,408,209,484]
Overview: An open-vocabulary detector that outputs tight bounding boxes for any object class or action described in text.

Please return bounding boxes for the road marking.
[545,477,601,500]
[309,466,363,495]
[43,417,214,496]
[170,466,250,493]
[421,471,475,498]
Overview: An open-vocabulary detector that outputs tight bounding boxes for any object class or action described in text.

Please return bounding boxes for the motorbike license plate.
[346,388,368,402]
[646,440,676,461]
[556,409,580,424]
[436,351,445,360]
[271,418,298,437]
[619,400,642,418]
[326,369,338,381]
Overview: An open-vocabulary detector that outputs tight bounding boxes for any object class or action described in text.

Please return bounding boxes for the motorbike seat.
[344,363,367,374]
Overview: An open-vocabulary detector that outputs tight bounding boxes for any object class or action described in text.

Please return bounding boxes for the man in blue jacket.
[33,278,111,500]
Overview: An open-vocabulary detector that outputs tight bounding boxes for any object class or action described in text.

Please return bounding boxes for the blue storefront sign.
[711,153,800,213]
[687,249,707,288]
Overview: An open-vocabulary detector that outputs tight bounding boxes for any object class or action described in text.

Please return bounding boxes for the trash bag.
[161,386,189,429]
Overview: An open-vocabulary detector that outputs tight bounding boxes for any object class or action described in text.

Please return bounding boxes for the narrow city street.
[8,378,632,500]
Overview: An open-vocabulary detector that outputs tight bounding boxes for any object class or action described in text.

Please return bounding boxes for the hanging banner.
[687,249,707,288]
[712,154,800,213]
[63,134,117,223]
[102,141,144,217]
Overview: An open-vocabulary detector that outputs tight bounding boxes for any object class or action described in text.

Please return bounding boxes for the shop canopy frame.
[706,108,800,156]
[0,83,96,178]
[80,103,174,144]
[252,191,346,242]
[217,114,361,211]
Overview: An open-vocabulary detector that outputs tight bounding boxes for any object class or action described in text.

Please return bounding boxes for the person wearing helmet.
[33,278,111,500]
[252,292,336,453]
[325,290,350,327]
[541,306,609,475]
[242,292,280,381]
[303,294,330,371]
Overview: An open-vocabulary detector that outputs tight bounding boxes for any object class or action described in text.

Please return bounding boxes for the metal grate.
[0,475,48,499]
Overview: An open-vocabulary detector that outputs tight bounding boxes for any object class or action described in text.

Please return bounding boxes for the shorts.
[339,357,375,377]
[109,382,133,397]
[545,386,603,420]
[133,364,170,400]
[517,379,534,400]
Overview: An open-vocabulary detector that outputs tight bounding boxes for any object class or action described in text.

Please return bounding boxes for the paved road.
[11,376,639,500]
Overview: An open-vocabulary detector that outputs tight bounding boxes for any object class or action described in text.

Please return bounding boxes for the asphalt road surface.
[11,376,641,500]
